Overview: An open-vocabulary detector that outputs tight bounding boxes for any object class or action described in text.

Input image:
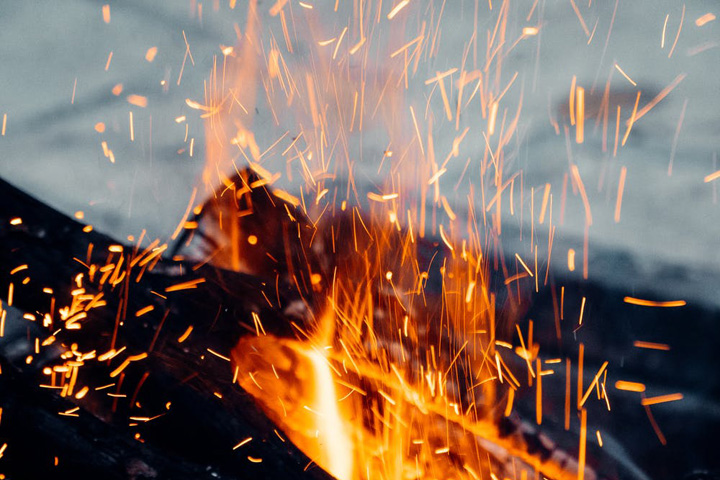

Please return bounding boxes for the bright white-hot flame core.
[305,347,354,480]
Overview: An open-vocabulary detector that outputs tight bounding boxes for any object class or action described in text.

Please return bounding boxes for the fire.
[187,1,584,478]
[233,332,354,480]
[3,0,709,477]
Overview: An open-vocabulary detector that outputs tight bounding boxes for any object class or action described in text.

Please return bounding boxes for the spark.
[668,98,688,176]
[614,63,637,86]
[427,168,447,185]
[367,192,399,202]
[614,166,627,223]
[75,386,89,399]
[621,91,641,146]
[269,0,288,16]
[570,164,593,225]
[579,408,587,480]
[633,341,671,351]
[515,253,534,277]
[578,296,586,325]
[576,86,585,143]
[102,4,110,23]
[170,188,198,240]
[439,225,454,251]
[570,0,590,37]
[233,437,253,450]
[274,190,300,207]
[641,393,684,406]
[388,0,410,20]
[634,74,686,124]
[135,305,154,317]
[704,170,720,183]
[424,68,458,85]
[504,388,515,417]
[695,13,716,26]
[207,348,232,362]
[668,4,685,58]
[623,297,686,307]
[109,352,148,378]
[10,265,28,275]
[615,381,646,393]
[538,183,550,224]
[177,326,193,343]
[579,361,609,408]
[165,278,206,292]
[145,46,158,62]
[127,95,148,108]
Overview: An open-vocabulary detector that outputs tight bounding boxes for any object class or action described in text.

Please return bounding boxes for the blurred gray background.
[0,0,719,305]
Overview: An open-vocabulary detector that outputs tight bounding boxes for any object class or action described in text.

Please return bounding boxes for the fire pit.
[1,1,719,479]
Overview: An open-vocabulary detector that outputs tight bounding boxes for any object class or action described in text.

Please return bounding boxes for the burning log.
[0,173,566,480]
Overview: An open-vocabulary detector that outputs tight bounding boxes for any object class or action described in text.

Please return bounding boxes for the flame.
[243,308,356,480]
[233,328,355,480]
[192,1,595,479]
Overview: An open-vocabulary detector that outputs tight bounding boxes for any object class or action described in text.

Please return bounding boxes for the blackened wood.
[0,177,335,480]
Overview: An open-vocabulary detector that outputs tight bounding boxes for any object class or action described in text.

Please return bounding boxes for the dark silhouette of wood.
[0,176,335,480]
